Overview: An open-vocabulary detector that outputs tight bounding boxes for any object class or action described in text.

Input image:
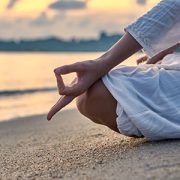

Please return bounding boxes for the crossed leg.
[76,79,119,133]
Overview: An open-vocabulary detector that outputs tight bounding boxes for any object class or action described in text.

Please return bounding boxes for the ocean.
[0,52,137,121]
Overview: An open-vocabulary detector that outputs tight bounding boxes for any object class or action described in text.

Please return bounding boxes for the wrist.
[95,55,113,76]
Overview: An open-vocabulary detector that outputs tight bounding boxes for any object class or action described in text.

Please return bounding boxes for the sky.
[0,0,159,40]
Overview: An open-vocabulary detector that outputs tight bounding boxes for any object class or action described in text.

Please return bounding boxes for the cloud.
[0,10,130,40]
[49,0,87,11]
[0,0,148,40]
[136,0,147,5]
[31,12,66,26]
[6,0,20,9]
[31,12,50,26]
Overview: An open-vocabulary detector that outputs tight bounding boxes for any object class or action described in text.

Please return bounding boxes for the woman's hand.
[146,42,180,64]
[136,55,149,65]
[47,60,104,120]
[137,42,180,65]
[54,60,103,96]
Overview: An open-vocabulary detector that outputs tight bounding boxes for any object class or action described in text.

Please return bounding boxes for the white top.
[126,0,180,57]
[102,53,180,140]
[102,0,180,140]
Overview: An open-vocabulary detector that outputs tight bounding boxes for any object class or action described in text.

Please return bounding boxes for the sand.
[0,109,180,180]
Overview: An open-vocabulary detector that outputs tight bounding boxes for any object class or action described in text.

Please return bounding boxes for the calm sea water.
[0,52,137,121]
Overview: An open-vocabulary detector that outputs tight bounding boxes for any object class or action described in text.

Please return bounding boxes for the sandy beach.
[0,109,180,179]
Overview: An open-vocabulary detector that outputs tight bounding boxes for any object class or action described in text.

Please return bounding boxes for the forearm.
[95,32,142,75]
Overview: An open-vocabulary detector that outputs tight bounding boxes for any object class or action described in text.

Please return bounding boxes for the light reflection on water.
[0,52,139,121]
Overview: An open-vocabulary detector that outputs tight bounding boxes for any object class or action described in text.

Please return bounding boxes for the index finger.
[47,95,75,121]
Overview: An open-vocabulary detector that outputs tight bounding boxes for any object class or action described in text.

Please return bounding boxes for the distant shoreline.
[0,32,123,52]
[0,50,106,52]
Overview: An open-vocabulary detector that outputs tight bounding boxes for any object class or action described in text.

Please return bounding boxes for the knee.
[76,84,101,124]
[76,91,95,118]
[76,93,88,116]
[76,80,119,132]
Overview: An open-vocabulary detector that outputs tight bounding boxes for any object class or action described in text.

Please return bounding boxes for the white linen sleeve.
[125,0,180,57]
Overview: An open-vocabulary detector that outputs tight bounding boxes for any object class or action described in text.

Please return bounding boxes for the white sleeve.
[125,0,180,57]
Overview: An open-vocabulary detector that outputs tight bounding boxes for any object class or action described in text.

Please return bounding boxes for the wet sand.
[0,109,180,179]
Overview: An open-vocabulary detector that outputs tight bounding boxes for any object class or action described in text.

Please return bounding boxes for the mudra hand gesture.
[47,60,102,120]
